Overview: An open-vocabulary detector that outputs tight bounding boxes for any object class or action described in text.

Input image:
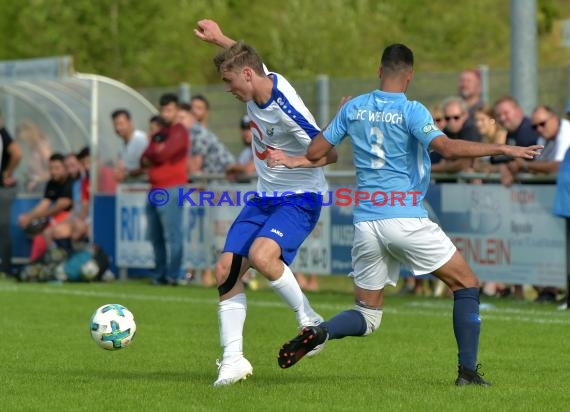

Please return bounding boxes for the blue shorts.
[223,193,322,265]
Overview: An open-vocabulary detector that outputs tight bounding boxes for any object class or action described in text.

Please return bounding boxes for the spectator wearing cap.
[111,109,148,182]
[0,109,22,276]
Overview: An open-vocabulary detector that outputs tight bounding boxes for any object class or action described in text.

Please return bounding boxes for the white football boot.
[213,357,253,387]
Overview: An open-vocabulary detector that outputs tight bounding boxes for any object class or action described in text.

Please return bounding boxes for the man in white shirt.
[111,109,148,182]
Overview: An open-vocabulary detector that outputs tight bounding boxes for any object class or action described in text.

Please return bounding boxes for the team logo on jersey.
[422,123,437,134]
[250,120,270,160]
[266,127,274,136]
[276,97,284,106]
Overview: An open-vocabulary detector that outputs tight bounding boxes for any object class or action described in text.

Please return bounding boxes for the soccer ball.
[90,304,136,350]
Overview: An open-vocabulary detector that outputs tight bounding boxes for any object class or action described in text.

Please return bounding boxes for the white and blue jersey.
[323,90,443,223]
[247,72,327,196]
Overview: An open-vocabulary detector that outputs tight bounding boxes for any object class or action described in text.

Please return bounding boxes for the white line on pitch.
[1,284,568,325]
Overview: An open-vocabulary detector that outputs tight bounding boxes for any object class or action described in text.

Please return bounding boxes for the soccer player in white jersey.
[271,44,542,386]
[194,19,337,386]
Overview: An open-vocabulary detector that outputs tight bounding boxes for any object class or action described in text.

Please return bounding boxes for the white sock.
[268,264,319,327]
[219,293,247,361]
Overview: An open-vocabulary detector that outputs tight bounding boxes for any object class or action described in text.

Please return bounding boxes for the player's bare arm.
[194,19,236,49]
[430,135,543,160]
[267,144,337,169]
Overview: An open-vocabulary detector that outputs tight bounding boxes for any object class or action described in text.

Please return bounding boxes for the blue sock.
[453,287,481,371]
[322,309,367,340]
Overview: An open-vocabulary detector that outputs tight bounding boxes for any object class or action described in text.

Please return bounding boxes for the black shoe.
[455,364,491,386]
[278,325,328,369]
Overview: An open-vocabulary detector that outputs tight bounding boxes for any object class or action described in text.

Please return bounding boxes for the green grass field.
[1,278,569,411]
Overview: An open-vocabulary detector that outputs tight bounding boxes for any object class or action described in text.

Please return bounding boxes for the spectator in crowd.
[500,105,570,186]
[184,105,236,177]
[493,96,539,147]
[177,103,200,176]
[43,149,91,245]
[18,153,73,262]
[141,93,189,286]
[148,115,166,140]
[458,69,483,141]
[64,153,84,212]
[111,109,148,182]
[475,105,507,145]
[190,94,210,128]
[0,110,23,276]
[73,147,91,240]
[431,104,447,132]
[431,97,481,173]
[225,115,256,181]
[429,105,447,166]
[472,105,507,173]
[16,121,52,193]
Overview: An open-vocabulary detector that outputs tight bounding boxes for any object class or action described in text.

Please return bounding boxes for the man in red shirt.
[141,94,189,285]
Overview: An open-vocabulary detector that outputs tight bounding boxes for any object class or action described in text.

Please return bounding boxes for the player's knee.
[217,254,243,296]
[215,259,231,285]
[355,305,383,336]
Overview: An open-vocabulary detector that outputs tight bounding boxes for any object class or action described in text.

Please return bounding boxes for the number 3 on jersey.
[370,127,385,169]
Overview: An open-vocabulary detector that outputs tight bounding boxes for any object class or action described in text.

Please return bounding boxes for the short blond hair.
[213,41,265,75]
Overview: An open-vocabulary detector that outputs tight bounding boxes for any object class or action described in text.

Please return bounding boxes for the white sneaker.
[301,314,326,358]
[213,357,253,387]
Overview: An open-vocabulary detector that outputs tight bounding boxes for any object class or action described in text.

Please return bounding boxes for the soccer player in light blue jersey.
[271,44,542,385]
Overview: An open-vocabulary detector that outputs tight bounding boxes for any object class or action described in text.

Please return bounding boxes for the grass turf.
[1,279,569,411]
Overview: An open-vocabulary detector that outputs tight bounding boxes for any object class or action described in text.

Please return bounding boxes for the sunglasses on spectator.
[444,115,462,121]
[531,117,551,130]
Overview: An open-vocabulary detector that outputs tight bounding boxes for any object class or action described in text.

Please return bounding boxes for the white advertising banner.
[440,184,566,287]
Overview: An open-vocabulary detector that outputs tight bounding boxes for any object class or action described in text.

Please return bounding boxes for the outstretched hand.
[503,144,543,160]
[194,19,224,44]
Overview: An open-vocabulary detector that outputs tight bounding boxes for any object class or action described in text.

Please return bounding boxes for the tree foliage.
[0,0,568,87]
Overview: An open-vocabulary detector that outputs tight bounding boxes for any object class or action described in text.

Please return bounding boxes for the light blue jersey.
[323,90,443,223]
